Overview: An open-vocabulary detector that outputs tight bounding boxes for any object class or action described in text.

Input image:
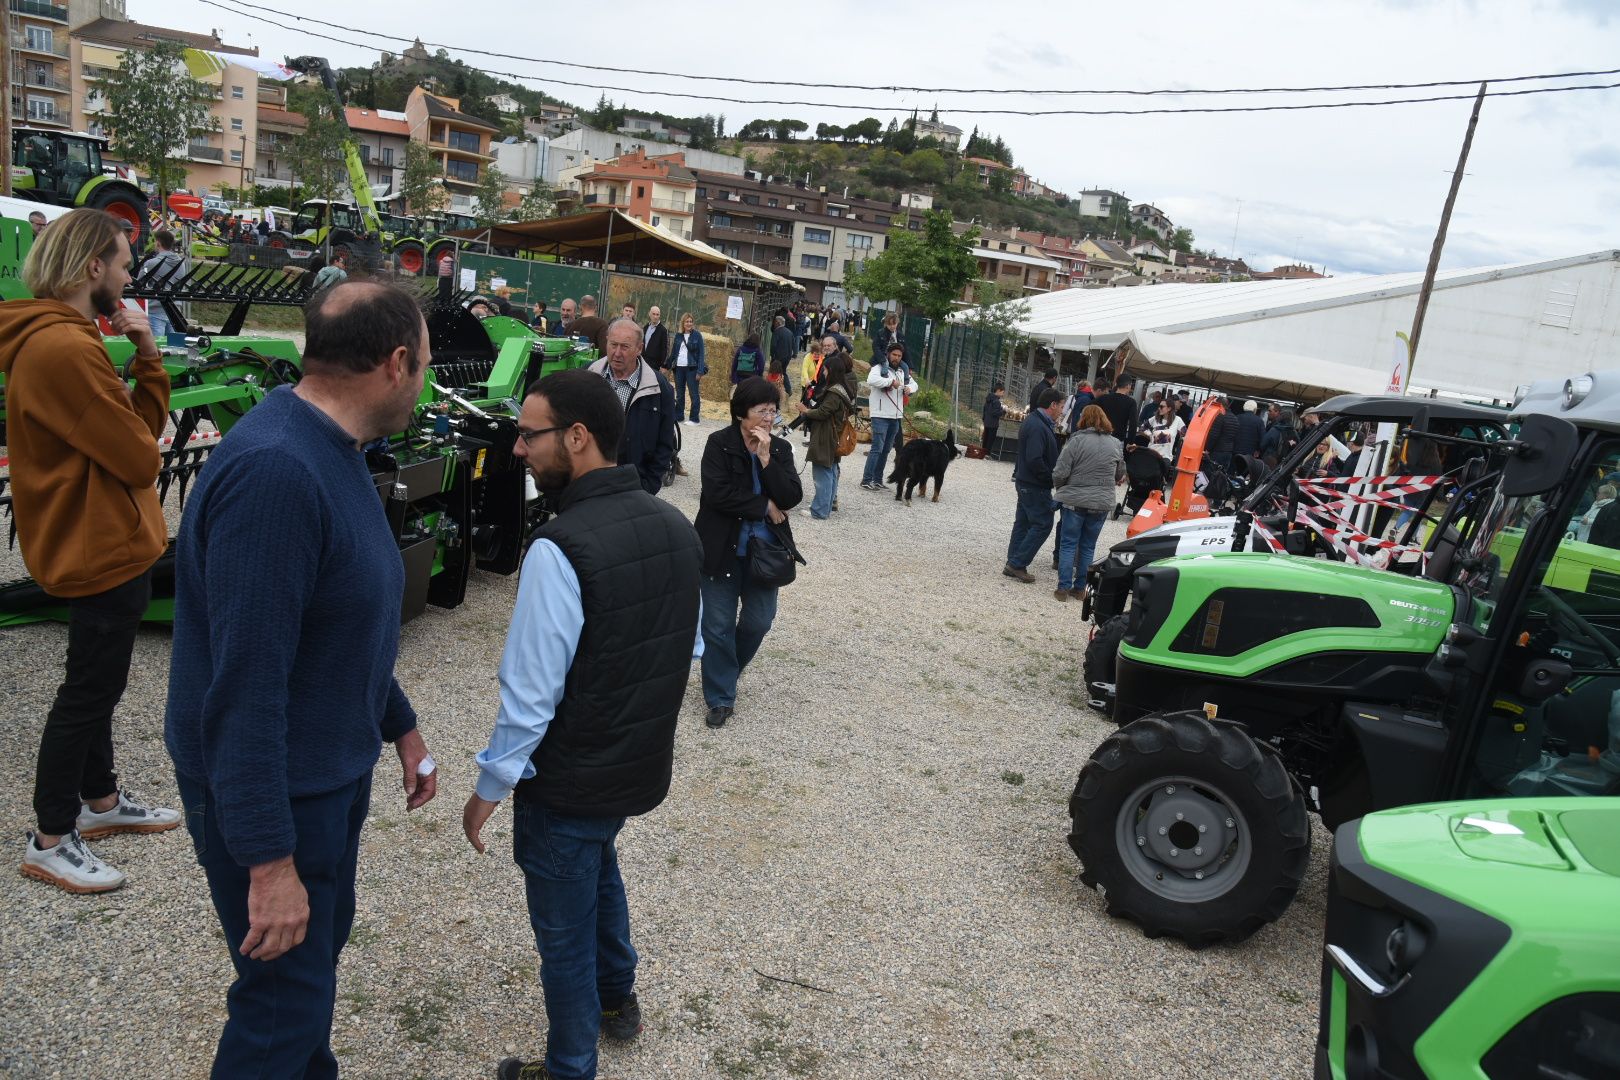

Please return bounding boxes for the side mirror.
[1518,657,1573,702]
[1501,413,1581,497]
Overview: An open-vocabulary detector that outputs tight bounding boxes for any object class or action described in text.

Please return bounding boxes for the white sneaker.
[76,790,182,840]
[21,830,126,894]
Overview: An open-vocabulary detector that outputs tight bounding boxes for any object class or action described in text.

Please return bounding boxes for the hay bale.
[698,333,735,404]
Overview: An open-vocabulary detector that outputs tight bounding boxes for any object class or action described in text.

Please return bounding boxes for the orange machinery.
[1125,397,1225,537]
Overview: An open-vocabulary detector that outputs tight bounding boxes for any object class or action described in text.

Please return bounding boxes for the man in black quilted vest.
[461,369,703,1080]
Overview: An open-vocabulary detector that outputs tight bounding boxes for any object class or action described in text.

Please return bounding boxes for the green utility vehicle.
[0,212,598,627]
[1067,371,1620,946]
[1317,797,1620,1079]
[8,127,148,248]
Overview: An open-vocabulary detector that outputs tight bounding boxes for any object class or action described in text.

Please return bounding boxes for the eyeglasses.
[516,425,568,445]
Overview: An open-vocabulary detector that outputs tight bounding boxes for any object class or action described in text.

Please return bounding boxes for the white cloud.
[142,0,1620,275]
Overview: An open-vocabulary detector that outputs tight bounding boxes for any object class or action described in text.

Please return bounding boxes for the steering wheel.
[1538,585,1620,667]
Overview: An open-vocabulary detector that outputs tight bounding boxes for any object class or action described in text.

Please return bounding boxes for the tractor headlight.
[1563,374,1595,410]
[1384,921,1428,976]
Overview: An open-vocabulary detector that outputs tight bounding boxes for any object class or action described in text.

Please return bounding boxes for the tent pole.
[601,212,614,300]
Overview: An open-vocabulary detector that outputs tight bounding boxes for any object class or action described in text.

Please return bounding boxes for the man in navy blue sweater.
[165,281,439,1078]
[1003,387,1064,583]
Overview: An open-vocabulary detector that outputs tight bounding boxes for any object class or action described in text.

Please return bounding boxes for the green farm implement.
[0,212,598,627]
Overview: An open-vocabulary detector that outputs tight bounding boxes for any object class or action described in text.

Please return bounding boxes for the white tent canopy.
[1119,330,1388,402]
[967,250,1620,400]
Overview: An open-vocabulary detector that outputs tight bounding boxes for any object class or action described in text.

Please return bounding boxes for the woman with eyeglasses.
[692,378,802,729]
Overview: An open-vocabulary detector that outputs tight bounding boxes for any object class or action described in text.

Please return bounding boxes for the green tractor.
[1317,795,1620,1079]
[266,198,384,267]
[0,211,599,627]
[1067,372,1620,947]
[8,127,148,249]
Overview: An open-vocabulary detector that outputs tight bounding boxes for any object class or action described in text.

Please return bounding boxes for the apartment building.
[957,228,1060,302]
[523,102,576,140]
[569,147,696,239]
[1130,201,1174,242]
[346,107,408,194]
[404,85,497,212]
[545,124,743,186]
[9,0,80,131]
[254,102,302,188]
[689,170,925,301]
[1076,189,1127,219]
[71,17,260,193]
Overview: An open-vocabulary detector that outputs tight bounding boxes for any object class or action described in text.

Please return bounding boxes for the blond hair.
[23,208,126,301]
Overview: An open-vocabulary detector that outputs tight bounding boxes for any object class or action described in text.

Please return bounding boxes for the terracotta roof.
[422,93,499,131]
[73,17,257,55]
[258,107,307,130]
[345,108,409,137]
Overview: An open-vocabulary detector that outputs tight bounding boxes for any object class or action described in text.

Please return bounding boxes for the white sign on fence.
[725,295,744,320]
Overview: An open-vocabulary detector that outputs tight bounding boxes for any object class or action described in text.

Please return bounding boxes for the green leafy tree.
[964,281,1033,364]
[472,165,509,229]
[1170,226,1195,253]
[103,39,214,204]
[902,148,947,185]
[848,117,884,143]
[811,142,845,180]
[283,84,349,207]
[845,210,979,324]
[861,148,909,189]
[815,122,843,141]
[400,141,447,216]
[513,183,555,222]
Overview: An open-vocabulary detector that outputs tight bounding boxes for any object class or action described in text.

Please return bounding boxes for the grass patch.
[1001,770,1026,786]
[682,989,720,1034]
[191,301,307,334]
[396,978,456,1044]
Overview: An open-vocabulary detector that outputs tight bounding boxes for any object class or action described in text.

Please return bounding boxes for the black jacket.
[514,465,702,817]
[982,392,1005,433]
[770,324,797,365]
[1095,391,1139,444]
[1028,379,1058,409]
[1209,411,1239,455]
[587,358,676,495]
[644,322,669,369]
[1232,412,1266,457]
[694,423,803,577]
[1014,409,1059,488]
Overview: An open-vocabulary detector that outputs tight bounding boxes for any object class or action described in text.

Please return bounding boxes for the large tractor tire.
[1082,614,1129,717]
[393,240,426,275]
[426,238,457,275]
[1067,710,1311,948]
[267,231,292,249]
[87,184,148,252]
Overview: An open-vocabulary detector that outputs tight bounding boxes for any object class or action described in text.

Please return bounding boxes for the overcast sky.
[154,0,1619,276]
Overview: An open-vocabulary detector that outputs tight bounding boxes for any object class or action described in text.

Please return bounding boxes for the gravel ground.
[0,419,1328,1079]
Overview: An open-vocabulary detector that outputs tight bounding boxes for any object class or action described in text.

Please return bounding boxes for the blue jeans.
[673,367,702,421]
[1006,485,1056,570]
[1058,506,1108,590]
[699,558,779,708]
[862,416,901,484]
[147,306,173,342]
[810,463,837,518]
[513,803,636,1080]
[178,769,371,1080]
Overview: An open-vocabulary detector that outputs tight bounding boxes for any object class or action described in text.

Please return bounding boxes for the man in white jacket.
[861,343,917,491]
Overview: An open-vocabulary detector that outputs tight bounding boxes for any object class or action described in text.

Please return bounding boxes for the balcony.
[187,144,224,163]
[9,0,67,21]
[13,34,69,58]
[582,192,627,208]
[81,63,117,81]
[16,67,69,91]
[649,197,691,213]
[11,99,64,125]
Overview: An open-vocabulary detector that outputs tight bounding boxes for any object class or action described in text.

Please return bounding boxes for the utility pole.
[1406,81,1487,388]
[1,10,12,197]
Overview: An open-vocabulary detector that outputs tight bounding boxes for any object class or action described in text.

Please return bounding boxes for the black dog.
[887,429,960,504]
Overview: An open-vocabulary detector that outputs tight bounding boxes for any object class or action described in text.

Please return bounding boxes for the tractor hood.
[1118,553,1455,680]
[1359,797,1620,916]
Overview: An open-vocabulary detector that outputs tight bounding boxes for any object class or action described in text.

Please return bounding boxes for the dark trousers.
[513,803,636,1080]
[33,569,151,835]
[179,770,371,1080]
[1006,485,1057,570]
[672,367,702,422]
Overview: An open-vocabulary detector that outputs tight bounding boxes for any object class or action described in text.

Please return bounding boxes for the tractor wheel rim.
[398,249,423,273]
[103,201,141,230]
[1114,774,1249,903]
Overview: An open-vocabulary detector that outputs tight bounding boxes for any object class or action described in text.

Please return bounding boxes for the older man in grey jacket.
[1052,405,1125,601]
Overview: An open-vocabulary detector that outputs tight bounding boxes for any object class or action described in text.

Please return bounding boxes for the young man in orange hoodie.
[0,208,180,894]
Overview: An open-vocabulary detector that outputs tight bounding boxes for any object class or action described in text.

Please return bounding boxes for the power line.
[202,0,1620,100]
[199,0,1620,117]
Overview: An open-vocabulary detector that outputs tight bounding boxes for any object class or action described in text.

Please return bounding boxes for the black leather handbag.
[747,521,806,588]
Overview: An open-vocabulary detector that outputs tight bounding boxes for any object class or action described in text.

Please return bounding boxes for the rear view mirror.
[1502,414,1581,497]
